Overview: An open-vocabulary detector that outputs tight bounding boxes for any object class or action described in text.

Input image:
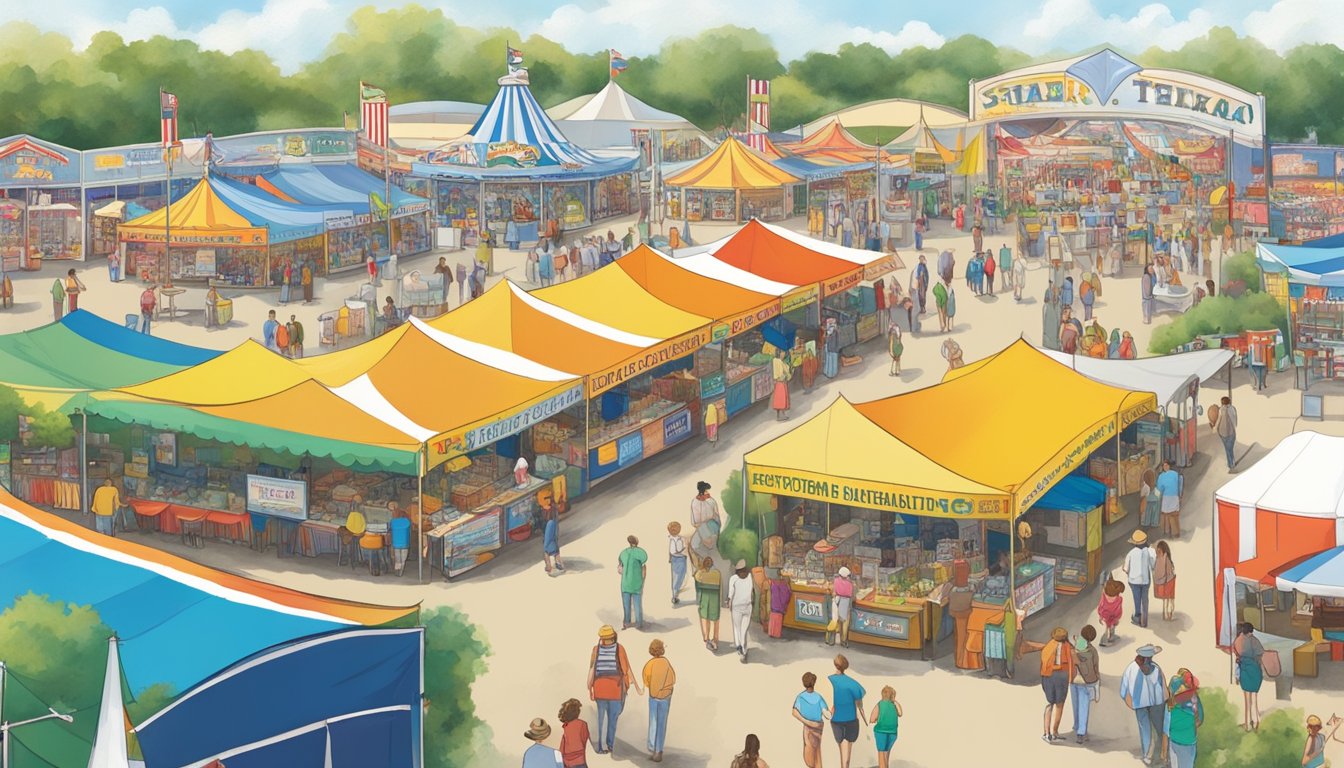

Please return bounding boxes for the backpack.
[275,324,290,348]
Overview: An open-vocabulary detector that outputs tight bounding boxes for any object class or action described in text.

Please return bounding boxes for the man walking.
[984,250,996,296]
[91,478,123,537]
[914,254,929,314]
[828,654,867,768]
[287,314,304,358]
[1013,251,1026,302]
[792,672,831,768]
[1214,396,1238,470]
[1123,529,1156,628]
[1071,625,1100,744]
[999,243,1013,292]
[727,559,755,662]
[139,283,157,335]
[618,535,648,630]
[262,309,281,352]
[588,625,641,756]
[1119,644,1168,766]
[642,639,675,762]
[933,279,949,333]
[1156,460,1183,537]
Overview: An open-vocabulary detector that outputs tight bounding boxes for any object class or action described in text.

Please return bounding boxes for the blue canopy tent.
[58,309,220,366]
[209,174,332,243]
[136,628,424,768]
[309,164,432,211]
[1033,474,1107,512]
[1257,242,1344,287]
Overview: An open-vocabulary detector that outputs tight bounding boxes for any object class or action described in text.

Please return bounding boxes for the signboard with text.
[245,474,309,521]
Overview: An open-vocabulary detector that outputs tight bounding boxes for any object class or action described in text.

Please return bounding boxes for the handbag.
[1261,649,1282,678]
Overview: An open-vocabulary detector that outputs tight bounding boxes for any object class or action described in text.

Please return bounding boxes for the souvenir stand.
[745,341,1157,659]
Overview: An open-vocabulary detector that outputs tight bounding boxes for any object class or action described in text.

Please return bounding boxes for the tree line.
[0,6,1340,150]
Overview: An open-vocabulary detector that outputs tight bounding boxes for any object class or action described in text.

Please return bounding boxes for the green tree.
[1149,292,1289,354]
[0,382,25,442]
[25,407,75,450]
[1193,687,1304,767]
[421,605,492,768]
[645,26,784,130]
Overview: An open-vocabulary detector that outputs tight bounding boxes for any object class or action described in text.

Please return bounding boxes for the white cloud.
[1243,0,1344,52]
[1022,0,1217,52]
[197,0,339,71]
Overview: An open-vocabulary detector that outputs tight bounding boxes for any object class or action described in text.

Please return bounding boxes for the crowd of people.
[1041,270,1139,359]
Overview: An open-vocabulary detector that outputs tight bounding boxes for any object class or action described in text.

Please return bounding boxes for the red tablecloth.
[129,498,250,542]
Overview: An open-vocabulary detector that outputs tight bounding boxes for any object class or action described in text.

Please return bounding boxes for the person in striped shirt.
[1120,644,1168,765]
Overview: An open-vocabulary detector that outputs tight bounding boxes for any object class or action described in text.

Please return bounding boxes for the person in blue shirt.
[262,309,280,351]
[792,671,831,768]
[828,655,867,768]
[388,503,412,576]
[1155,460,1183,538]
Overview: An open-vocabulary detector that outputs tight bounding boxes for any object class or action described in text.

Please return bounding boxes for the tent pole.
[583,381,592,496]
[418,445,425,583]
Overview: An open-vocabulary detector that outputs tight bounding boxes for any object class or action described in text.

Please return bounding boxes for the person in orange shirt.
[1040,626,1076,743]
[588,625,642,755]
[642,639,676,762]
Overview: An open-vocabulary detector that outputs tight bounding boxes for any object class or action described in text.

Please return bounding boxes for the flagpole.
[385,142,394,266]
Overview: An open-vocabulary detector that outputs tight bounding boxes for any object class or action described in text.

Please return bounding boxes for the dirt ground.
[4,217,1343,767]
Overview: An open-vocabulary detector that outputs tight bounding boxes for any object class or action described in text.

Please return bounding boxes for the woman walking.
[557,698,591,768]
[771,348,792,421]
[887,323,904,376]
[1165,669,1204,768]
[694,556,721,651]
[689,481,721,562]
[1233,622,1265,731]
[1153,540,1176,620]
[830,566,855,648]
[1096,576,1124,646]
[867,686,902,768]
[668,522,688,604]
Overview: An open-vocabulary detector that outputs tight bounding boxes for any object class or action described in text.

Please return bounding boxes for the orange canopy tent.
[663,137,800,190]
[614,244,779,322]
[685,219,896,295]
[779,118,885,164]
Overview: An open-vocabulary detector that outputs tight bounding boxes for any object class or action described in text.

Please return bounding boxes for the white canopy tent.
[1038,348,1234,405]
[550,81,710,151]
[1216,431,1344,521]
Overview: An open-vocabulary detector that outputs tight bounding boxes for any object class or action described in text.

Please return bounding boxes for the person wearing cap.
[521,717,563,768]
[830,566,855,648]
[642,639,676,761]
[587,625,642,755]
[1120,644,1168,766]
[1039,626,1075,743]
[727,559,756,662]
[1123,529,1156,628]
[618,534,648,630]
[1162,668,1203,768]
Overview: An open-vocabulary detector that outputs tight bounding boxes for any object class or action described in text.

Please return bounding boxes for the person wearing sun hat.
[1123,529,1156,628]
[587,624,642,755]
[521,717,563,768]
[1163,668,1204,768]
[1120,644,1167,766]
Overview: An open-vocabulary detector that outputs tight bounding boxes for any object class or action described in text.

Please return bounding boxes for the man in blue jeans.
[1124,529,1156,628]
[1214,396,1238,470]
[588,625,641,755]
[618,534,648,630]
[642,639,675,762]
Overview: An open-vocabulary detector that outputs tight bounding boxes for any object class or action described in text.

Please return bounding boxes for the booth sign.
[746,465,1011,519]
[781,285,819,314]
[587,328,712,396]
[430,384,586,466]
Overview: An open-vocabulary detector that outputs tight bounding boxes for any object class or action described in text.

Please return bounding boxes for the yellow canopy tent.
[664,137,801,189]
[951,130,986,176]
[858,340,1157,513]
[121,340,312,404]
[118,177,268,246]
[745,397,1013,519]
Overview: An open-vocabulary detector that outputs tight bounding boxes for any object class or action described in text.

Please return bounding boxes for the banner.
[720,300,782,339]
[118,227,267,246]
[970,50,1263,141]
[429,384,585,466]
[781,284,819,314]
[822,267,864,298]
[245,474,308,521]
[587,327,713,396]
[747,463,1011,519]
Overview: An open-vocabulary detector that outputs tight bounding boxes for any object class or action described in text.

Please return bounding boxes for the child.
[791,672,830,768]
[1097,576,1125,646]
[868,685,903,768]
[557,697,590,768]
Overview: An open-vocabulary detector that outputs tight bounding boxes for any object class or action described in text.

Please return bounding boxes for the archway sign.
[969,49,1264,143]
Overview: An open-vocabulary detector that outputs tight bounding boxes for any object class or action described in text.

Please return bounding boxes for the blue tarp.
[0,505,349,693]
[59,310,219,366]
[773,157,873,180]
[1033,474,1107,513]
[136,628,422,768]
[209,175,332,243]
[310,164,431,210]
[1257,241,1344,286]
[761,316,797,351]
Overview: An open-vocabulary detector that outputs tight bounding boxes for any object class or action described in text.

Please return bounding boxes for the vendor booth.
[411,68,639,248]
[744,340,1156,659]
[1038,347,1235,468]
[665,138,800,223]
[1257,241,1344,387]
[1213,431,1344,675]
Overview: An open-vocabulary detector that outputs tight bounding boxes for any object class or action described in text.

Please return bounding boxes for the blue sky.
[0,0,1335,73]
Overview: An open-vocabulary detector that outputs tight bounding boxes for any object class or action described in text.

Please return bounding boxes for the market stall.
[1257,241,1344,386]
[1214,432,1344,674]
[664,137,800,223]
[743,340,1157,658]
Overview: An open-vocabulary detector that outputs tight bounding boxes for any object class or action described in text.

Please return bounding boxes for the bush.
[25,406,76,450]
[1223,250,1262,294]
[720,469,771,533]
[717,527,760,569]
[1194,686,1304,768]
[0,383,25,443]
[422,605,492,768]
[1148,292,1289,354]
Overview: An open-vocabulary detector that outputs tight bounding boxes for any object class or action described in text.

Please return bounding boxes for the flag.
[160,90,178,148]
[609,49,628,78]
[747,78,770,134]
[507,45,524,72]
[745,133,766,152]
[360,81,389,148]
[370,191,390,221]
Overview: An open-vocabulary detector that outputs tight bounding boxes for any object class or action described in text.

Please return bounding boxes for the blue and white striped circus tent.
[413,69,638,180]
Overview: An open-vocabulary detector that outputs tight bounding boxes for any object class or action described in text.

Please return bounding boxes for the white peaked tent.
[1037,348,1234,406]
[87,637,135,768]
[552,81,709,150]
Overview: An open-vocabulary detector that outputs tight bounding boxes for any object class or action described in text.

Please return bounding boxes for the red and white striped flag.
[160,90,178,148]
[745,133,767,152]
[747,78,770,134]
[360,81,389,148]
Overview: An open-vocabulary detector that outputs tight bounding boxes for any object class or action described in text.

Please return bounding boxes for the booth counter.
[781,581,926,650]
